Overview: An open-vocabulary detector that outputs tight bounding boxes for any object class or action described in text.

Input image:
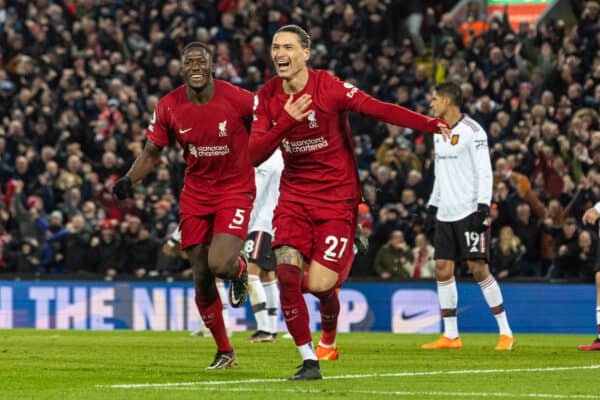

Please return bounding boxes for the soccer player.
[421,82,514,351]
[248,25,450,380]
[578,202,600,351]
[245,149,284,343]
[113,42,255,370]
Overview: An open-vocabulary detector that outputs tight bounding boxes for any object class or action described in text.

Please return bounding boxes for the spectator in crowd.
[373,230,413,280]
[490,226,526,279]
[409,233,435,278]
[544,217,581,279]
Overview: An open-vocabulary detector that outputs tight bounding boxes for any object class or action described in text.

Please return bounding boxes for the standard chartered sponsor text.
[188,144,230,157]
[289,137,328,153]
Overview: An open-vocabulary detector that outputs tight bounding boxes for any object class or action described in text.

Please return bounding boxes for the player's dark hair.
[182,42,213,58]
[275,24,311,48]
[434,82,463,106]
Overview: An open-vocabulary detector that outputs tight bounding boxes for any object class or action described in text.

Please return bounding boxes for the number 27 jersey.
[252,69,370,207]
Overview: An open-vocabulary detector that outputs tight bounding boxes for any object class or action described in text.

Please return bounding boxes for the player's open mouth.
[190,73,206,83]
[277,61,290,71]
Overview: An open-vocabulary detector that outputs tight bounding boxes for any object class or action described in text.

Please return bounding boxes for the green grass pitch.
[1,330,599,399]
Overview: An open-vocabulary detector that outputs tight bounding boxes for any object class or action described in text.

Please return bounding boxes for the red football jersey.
[252,70,369,206]
[146,80,255,215]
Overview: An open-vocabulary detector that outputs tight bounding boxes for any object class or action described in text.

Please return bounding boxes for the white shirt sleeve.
[594,202,600,213]
[428,163,441,209]
[471,128,493,206]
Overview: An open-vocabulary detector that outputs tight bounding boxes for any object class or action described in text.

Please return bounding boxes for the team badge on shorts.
[450,134,460,145]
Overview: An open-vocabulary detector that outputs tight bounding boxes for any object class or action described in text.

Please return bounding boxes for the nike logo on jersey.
[227,224,242,230]
[179,128,192,134]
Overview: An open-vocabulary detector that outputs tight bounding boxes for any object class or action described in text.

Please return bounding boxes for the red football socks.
[195,284,232,352]
[313,289,339,346]
[277,263,312,346]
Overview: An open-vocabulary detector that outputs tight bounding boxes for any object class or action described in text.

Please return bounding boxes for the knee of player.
[306,276,336,293]
[467,259,490,279]
[207,256,235,277]
[434,260,453,280]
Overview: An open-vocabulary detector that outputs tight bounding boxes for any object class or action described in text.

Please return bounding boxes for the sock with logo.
[248,274,269,332]
[216,280,230,333]
[277,263,312,349]
[312,288,339,346]
[263,279,280,334]
[437,277,459,339]
[195,281,232,352]
[479,274,512,337]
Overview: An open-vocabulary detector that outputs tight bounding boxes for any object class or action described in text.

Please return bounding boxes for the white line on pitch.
[97,364,600,389]
[154,386,600,399]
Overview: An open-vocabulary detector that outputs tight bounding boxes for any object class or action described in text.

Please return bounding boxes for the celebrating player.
[578,202,600,351]
[248,25,451,380]
[421,82,514,351]
[113,42,254,370]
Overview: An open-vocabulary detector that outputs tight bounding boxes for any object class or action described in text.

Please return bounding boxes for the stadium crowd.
[0,0,598,281]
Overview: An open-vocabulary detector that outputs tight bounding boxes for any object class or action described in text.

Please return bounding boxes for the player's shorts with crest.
[433,212,490,262]
[179,202,253,249]
[272,199,357,281]
[245,231,276,271]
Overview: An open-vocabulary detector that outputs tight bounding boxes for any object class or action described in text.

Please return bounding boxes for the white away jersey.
[429,115,492,222]
[248,149,284,234]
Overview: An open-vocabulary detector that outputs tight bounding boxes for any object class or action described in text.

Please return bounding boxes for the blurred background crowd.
[0,0,598,282]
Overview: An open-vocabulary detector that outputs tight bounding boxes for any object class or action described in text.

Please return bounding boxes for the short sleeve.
[145,99,170,148]
[321,73,371,112]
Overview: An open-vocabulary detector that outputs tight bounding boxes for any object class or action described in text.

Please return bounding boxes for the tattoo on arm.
[274,245,304,267]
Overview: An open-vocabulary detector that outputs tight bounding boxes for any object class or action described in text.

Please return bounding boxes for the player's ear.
[303,47,311,62]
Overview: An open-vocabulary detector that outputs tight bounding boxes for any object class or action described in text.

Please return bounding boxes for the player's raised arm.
[357,96,451,140]
[248,93,311,166]
[323,75,451,139]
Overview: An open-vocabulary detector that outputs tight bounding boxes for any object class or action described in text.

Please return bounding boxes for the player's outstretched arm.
[357,97,451,139]
[113,141,162,200]
[248,94,311,166]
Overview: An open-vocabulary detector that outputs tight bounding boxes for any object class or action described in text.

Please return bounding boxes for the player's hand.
[471,204,490,233]
[424,205,438,234]
[437,123,451,141]
[428,118,451,141]
[112,176,133,200]
[582,207,600,225]
[284,94,312,121]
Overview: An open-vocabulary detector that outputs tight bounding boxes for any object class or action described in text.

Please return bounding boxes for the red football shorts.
[272,199,357,283]
[180,205,252,249]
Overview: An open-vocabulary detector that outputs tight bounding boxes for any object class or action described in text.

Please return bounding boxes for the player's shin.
[195,284,233,352]
[278,263,315,360]
[248,274,269,332]
[313,289,339,347]
[263,280,280,334]
[437,277,459,339]
[216,280,231,337]
[479,275,512,337]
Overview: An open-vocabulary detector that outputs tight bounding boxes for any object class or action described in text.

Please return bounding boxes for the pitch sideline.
[98,364,600,389]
